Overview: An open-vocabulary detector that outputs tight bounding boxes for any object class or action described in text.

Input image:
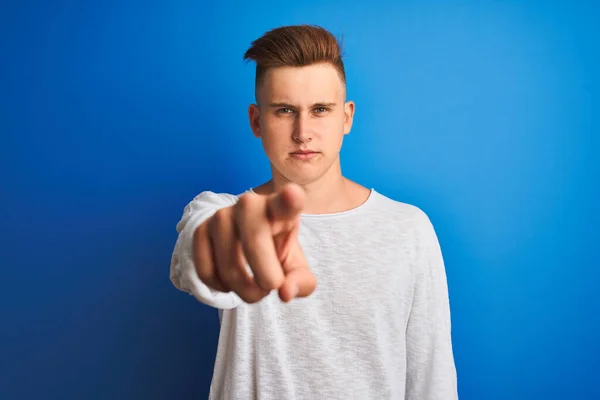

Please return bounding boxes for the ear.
[343,100,355,135]
[248,104,261,138]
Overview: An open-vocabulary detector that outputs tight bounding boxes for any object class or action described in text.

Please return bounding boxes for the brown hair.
[243,25,346,96]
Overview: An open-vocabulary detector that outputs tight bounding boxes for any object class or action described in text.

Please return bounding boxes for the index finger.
[266,183,305,235]
[235,194,285,291]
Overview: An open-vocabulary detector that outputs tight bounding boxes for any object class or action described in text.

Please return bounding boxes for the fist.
[192,183,317,303]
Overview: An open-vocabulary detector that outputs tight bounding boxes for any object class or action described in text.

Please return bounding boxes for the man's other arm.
[405,208,458,399]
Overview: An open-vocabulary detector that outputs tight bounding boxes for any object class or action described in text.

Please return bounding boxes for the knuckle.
[235,194,262,224]
[244,296,264,305]
[217,266,235,286]
[193,221,209,248]
[232,258,249,277]
[211,208,230,227]
[238,289,267,304]
[255,274,284,291]
[195,262,213,281]
[236,193,255,212]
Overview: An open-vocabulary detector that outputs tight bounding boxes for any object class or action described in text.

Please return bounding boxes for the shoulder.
[181,190,246,215]
[175,190,246,232]
[190,190,242,204]
[370,190,433,227]
[370,191,443,262]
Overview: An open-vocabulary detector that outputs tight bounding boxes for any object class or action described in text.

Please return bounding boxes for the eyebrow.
[268,102,337,108]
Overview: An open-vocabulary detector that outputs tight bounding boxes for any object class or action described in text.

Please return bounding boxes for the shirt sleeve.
[169,191,244,310]
[405,208,459,399]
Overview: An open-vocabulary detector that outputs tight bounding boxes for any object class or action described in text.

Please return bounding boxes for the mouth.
[290,150,319,160]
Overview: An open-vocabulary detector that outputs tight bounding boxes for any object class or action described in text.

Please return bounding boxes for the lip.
[290,151,319,160]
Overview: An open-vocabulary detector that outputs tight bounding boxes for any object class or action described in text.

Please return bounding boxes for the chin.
[278,168,321,186]
[295,166,332,184]
[270,155,329,184]
[289,176,318,186]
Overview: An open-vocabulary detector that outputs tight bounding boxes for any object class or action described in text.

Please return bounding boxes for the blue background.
[1,1,599,399]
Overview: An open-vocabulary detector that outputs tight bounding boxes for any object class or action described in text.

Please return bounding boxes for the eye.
[314,107,329,113]
[277,108,294,114]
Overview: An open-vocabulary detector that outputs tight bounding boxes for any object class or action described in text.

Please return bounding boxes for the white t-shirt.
[170,188,458,399]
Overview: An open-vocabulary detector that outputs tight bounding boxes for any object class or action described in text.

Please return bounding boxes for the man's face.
[248,63,355,186]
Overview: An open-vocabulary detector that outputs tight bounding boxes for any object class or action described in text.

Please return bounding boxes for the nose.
[292,112,312,143]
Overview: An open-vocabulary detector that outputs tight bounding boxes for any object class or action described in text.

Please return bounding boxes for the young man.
[170,25,458,399]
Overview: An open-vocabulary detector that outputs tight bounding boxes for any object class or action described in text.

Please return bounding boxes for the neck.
[257,159,359,215]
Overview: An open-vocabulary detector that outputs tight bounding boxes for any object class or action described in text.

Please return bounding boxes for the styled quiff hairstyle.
[243,25,346,101]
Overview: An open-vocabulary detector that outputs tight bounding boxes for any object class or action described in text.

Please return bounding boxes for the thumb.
[277,240,317,302]
[278,266,317,303]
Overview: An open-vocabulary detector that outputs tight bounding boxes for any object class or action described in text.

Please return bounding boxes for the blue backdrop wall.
[2,1,599,399]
